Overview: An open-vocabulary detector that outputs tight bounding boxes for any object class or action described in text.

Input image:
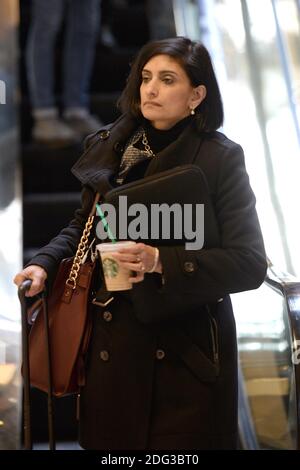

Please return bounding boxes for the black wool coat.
[29,113,267,450]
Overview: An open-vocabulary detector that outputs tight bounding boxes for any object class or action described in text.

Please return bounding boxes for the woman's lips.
[143,102,162,107]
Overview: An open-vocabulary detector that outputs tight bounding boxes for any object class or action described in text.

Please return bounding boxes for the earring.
[190,108,195,115]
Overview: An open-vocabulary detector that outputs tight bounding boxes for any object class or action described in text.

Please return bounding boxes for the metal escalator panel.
[232,276,298,450]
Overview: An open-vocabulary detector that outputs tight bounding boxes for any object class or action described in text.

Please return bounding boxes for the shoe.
[32,116,79,147]
[63,110,103,138]
[100,24,117,48]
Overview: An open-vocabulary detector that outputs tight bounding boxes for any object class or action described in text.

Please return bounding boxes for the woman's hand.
[13,265,48,297]
[113,242,162,284]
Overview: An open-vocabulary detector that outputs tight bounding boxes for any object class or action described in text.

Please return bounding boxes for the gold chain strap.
[65,214,95,290]
[142,131,155,157]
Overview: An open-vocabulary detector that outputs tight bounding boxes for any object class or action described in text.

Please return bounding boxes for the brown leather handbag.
[27,193,100,397]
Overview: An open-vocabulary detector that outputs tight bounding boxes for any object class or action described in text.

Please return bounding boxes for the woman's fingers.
[25,276,46,297]
[117,243,144,256]
[112,243,159,283]
[13,265,47,297]
[113,243,157,277]
[113,253,139,263]
[129,272,145,283]
[113,258,145,273]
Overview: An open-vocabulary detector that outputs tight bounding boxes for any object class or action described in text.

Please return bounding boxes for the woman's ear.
[190,85,207,109]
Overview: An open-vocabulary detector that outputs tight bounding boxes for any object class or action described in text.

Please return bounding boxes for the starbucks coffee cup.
[96,241,135,291]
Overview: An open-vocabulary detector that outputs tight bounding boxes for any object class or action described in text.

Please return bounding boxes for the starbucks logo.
[102,257,119,278]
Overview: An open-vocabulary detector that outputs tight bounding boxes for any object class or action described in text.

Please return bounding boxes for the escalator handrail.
[264,260,300,449]
[266,259,300,293]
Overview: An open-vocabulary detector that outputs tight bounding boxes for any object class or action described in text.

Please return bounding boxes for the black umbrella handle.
[41,287,56,450]
[18,279,33,450]
[18,280,56,450]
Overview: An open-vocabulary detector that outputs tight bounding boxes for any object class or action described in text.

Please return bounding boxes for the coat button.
[156,349,165,360]
[103,311,112,322]
[99,130,110,141]
[100,350,110,362]
[184,261,195,273]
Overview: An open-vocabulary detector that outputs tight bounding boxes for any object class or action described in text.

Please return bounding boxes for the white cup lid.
[96,241,135,253]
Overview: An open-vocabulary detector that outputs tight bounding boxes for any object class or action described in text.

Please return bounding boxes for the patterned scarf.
[115,127,154,185]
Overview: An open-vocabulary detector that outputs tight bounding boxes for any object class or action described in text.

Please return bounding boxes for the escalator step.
[22,143,82,194]
[23,192,81,247]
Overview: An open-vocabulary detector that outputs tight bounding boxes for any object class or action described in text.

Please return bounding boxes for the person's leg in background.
[146,0,176,40]
[63,0,103,137]
[26,0,78,146]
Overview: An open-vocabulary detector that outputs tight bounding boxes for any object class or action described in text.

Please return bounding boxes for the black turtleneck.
[142,115,193,154]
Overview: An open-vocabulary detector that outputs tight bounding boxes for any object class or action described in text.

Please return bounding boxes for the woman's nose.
[146,80,158,97]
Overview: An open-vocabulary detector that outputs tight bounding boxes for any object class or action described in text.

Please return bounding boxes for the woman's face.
[140,54,206,130]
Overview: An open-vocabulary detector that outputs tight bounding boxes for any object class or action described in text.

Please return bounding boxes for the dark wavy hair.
[118,36,224,132]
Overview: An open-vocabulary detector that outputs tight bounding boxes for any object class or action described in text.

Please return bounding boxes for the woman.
[14,37,267,450]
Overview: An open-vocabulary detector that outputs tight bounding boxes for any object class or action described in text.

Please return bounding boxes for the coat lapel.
[71,113,139,194]
[71,113,204,194]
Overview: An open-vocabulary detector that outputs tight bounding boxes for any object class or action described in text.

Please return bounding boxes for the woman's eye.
[163,77,174,84]
[142,76,150,83]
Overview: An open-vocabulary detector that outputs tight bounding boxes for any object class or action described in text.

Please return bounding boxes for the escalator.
[175,0,300,450]
[235,263,300,449]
